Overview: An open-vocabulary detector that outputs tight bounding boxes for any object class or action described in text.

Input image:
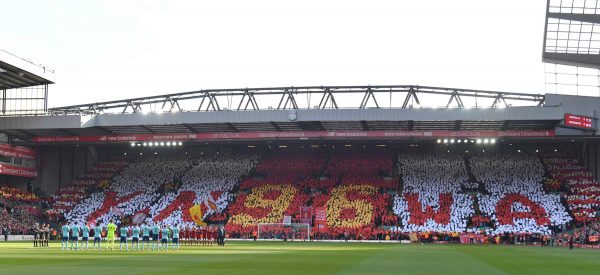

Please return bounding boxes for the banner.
[0,164,37,178]
[132,212,147,225]
[0,144,36,160]
[283,215,292,225]
[314,207,327,232]
[32,130,556,144]
[300,206,312,225]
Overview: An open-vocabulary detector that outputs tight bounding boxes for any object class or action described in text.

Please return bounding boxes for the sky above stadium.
[3,0,546,108]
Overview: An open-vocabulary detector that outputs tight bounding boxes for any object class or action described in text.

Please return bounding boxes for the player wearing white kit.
[93,221,103,251]
[81,224,90,250]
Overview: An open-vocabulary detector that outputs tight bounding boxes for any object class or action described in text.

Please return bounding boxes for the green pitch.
[1,241,600,274]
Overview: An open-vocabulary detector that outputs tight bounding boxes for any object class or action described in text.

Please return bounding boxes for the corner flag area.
[1,241,600,274]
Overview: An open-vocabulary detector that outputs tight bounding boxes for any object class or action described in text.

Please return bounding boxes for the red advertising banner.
[314,207,327,232]
[0,144,36,160]
[32,130,556,144]
[564,114,594,129]
[0,164,37,178]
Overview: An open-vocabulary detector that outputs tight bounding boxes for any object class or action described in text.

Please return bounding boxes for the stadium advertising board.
[564,114,594,129]
[0,163,37,178]
[0,144,36,160]
[32,130,555,144]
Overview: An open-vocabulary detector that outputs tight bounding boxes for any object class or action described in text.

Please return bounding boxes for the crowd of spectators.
[228,148,395,239]
[45,148,600,241]
[0,197,38,235]
[0,185,39,203]
[542,153,600,224]
[471,152,571,234]
[62,156,190,227]
[150,153,259,228]
[46,160,127,219]
[393,153,474,233]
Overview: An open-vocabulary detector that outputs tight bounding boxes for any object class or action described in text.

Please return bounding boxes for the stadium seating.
[393,153,474,233]
[0,184,44,234]
[46,159,127,220]
[471,152,571,234]
[542,153,600,224]
[0,203,39,234]
[46,147,600,239]
[227,148,394,239]
[150,153,259,227]
[226,149,317,235]
[65,156,190,226]
[0,186,39,203]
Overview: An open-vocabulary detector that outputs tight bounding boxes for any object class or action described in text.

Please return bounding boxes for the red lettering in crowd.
[495,193,550,226]
[88,191,142,222]
[153,191,197,222]
[405,193,452,225]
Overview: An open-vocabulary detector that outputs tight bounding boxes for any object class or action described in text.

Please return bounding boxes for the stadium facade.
[0,86,596,196]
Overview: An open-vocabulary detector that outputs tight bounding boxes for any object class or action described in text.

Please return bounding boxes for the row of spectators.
[0,185,39,203]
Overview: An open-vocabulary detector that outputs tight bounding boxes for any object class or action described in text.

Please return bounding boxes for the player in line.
[106,220,117,251]
[160,226,170,251]
[131,225,141,250]
[70,223,80,250]
[152,223,160,251]
[93,221,103,251]
[119,225,129,251]
[82,223,90,250]
[61,222,70,250]
[171,224,180,251]
[141,223,151,250]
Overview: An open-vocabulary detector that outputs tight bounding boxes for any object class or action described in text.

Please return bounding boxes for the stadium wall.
[584,141,600,181]
[34,145,97,196]
[545,94,600,135]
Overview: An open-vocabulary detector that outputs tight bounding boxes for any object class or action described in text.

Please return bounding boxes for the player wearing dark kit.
[217,226,225,246]
[33,223,40,247]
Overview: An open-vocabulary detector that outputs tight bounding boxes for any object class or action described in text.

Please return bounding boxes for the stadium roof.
[0,86,596,142]
[0,50,55,89]
[543,0,600,69]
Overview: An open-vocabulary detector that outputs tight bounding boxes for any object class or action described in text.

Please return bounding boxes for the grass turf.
[0,241,599,274]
